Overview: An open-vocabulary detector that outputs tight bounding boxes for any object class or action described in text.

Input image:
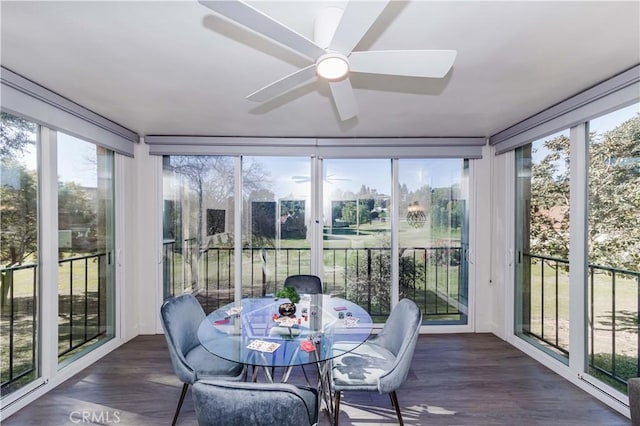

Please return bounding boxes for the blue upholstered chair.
[160,294,244,426]
[330,298,422,425]
[191,379,318,426]
[284,274,323,294]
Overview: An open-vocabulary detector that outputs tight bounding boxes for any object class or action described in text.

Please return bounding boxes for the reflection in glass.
[162,156,236,311]
[398,159,469,324]
[515,129,571,363]
[57,133,114,365]
[242,157,311,298]
[322,159,391,320]
[0,112,39,396]
[587,103,640,392]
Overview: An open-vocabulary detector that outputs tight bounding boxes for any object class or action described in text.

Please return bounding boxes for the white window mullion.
[234,157,243,302]
[39,127,59,380]
[390,159,399,308]
[569,123,588,376]
[311,156,323,276]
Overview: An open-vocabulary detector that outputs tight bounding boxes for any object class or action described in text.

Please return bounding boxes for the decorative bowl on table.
[278,302,297,317]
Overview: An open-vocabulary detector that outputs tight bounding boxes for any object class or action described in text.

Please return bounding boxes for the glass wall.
[515,129,571,363]
[586,103,640,392]
[242,157,311,297]
[162,155,471,325]
[162,155,236,311]
[398,159,469,324]
[1,120,118,396]
[0,112,39,396]
[322,159,392,320]
[57,133,115,365]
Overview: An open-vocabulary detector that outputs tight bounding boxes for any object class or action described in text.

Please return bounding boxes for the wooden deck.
[3,333,630,425]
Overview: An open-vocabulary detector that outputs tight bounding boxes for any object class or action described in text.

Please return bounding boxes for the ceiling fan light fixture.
[316,53,349,81]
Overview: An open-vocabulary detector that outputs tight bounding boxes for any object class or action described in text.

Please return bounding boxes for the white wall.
[489,150,513,339]
[472,143,494,332]
[132,140,163,335]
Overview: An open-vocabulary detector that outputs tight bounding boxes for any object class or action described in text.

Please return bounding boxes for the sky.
[531,102,638,165]
[244,156,464,201]
[17,132,99,187]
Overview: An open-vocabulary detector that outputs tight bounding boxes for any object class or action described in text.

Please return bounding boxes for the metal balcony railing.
[1,252,108,393]
[162,240,467,320]
[523,252,640,388]
[0,263,37,393]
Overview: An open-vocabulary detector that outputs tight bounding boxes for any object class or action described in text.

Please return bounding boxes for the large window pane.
[515,130,571,363]
[322,159,391,321]
[398,159,469,324]
[242,157,311,297]
[162,156,236,311]
[57,133,114,365]
[0,113,39,396]
[587,103,640,392]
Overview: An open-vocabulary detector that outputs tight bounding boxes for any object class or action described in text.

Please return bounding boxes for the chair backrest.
[160,294,206,384]
[284,274,323,294]
[192,380,318,426]
[374,298,422,393]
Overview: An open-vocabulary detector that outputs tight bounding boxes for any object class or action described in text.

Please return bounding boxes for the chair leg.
[172,383,189,426]
[389,391,404,426]
[333,390,341,426]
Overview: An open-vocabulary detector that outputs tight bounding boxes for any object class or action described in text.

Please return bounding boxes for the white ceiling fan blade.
[247,64,316,102]
[247,65,317,102]
[329,78,358,121]
[198,0,325,60]
[349,50,457,78]
[328,1,390,54]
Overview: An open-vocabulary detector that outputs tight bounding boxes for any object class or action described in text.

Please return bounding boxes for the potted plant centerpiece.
[275,286,300,317]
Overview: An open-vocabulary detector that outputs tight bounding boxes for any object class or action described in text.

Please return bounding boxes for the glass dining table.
[197,294,373,419]
[197,294,373,383]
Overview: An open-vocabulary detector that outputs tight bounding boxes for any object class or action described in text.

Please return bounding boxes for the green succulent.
[275,286,300,304]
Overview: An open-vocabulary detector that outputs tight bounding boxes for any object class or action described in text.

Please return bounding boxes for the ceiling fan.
[198,0,456,121]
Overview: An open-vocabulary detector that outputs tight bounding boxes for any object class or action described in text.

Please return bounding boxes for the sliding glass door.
[241,157,311,297]
[513,101,640,395]
[162,155,471,326]
[57,133,115,365]
[586,103,639,393]
[398,159,469,324]
[1,113,39,397]
[162,156,236,311]
[1,117,118,398]
[515,130,571,363]
[322,159,392,320]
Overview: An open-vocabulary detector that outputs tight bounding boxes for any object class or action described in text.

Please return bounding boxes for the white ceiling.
[1,1,639,139]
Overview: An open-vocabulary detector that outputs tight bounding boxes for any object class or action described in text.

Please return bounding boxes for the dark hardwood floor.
[3,334,630,425]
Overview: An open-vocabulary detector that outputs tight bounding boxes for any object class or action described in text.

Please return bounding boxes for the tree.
[1,113,38,266]
[529,134,571,259]
[345,240,417,313]
[587,115,640,271]
[170,156,270,245]
[0,162,38,266]
[529,115,640,271]
[58,181,97,254]
[0,112,36,160]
